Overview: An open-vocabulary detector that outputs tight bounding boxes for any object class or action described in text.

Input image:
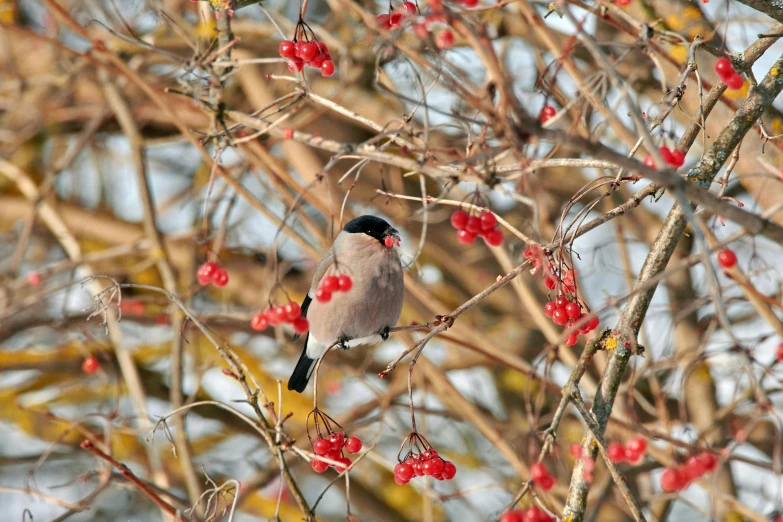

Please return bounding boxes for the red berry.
[250,313,269,331]
[607,442,625,462]
[299,42,317,62]
[537,473,555,491]
[436,29,455,50]
[660,466,685,492]
[311,52,326,68]
[530,463,548,482]
[543,276,556,290]
[643,155,656,169]
[284,301,301,322]
[394,462,414,482]
[659,146,674,167]
[695,452,717,473]
[544,301,557,317]
[500,511,524,522]
[270,306,287,324]
[335,457,352,471]
[456,229,477,244]
[82,356,100,374]
[264,308,280,327]
[484,228,504,247]
[614,0,631,6]
[777,343,783,362]
[565,302,581,319]
[338,275,353,292]
[539,105,556,124]
[555,296,568,308]
[315,288,332,302]
[344,436,362,454]
[479,210,497,230]
[389,12,403,27]
[312,459,329,473]
[313,438,331,456]
[724,72,744,90]
[288,58,304,73]
[384,236,395,248]
[626,438,646,455]
[401,1,417,14]
[683,455,707,480]
[464,216,481,234]
[670,149,685,168]
[552,308,569,326]
[394,474,410,485]
[197,261,218,286]
[441,460,456,480]
[293,317,309,334]
[715,57,734,77]
[27,272,42,286]
[321,60,335,77]
[717,248,737,269]
[322,275,340,292]
[284,128,294,140]
[450,210,469,229]
[376,13,391,27]
[329,432,345,451]
[277,40,296,58]
[564,332,578,346]
[212,268,229,287]
[587,315,600,331]
[625,447,644,464]
[279,40,296,58]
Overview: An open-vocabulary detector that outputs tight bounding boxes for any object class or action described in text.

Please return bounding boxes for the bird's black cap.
[343,215,398,243]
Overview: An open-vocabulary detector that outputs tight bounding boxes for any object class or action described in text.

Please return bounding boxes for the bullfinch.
[287,215,404,393]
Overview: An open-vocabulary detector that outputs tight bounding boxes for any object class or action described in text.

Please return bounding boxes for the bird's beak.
[383,227,401,248]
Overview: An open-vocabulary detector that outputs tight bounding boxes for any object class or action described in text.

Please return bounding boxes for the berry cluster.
[277,20,335,77]
[375,2,457,50]
[450,209,504,246]
[714,58,744,90]
[315,274,353,303]
[607,438,647,464]
[307,410,361,473]
[543,295,599,346]
[197,261,229,287]
[529,463,555,491]
[311,432,363,473]
[500,507,554,522]
[251,301,309,334]
[82,356,100,374]
[643,146,685,169]
[660,452,718,493]
[394,432,457,485]
[539,105,556,124]
[717,248,737,269]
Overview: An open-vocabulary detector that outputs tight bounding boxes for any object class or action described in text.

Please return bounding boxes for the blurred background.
[2,0,783,520]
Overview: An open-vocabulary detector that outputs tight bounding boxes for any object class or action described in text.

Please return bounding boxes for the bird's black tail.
[288,335,316,393]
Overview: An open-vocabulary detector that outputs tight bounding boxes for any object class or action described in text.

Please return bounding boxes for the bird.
[287,215,405,393]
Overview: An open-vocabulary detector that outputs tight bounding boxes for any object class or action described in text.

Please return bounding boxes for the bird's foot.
[380,326,390,341]
[337,337,350,350]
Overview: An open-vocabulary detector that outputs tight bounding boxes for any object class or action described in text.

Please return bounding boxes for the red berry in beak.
[384,236,395,248]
